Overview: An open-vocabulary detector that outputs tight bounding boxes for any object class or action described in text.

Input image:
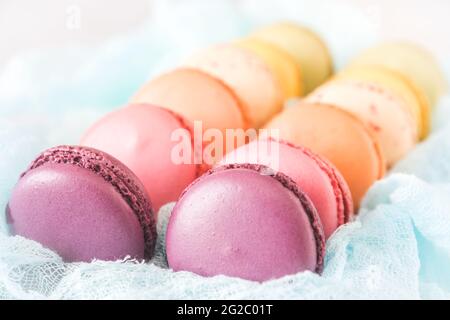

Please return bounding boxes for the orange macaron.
[264,102,385,208]
[130,68,249,163]
[131,68,247,133]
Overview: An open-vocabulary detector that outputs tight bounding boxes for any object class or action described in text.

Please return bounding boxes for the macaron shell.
[337,65,431,139]
[167,164,324,282]
[236,38,303,98]
[350,42,447,106]
[306,79,418,166]
[219,138,352,238]
[327,156,354,224]
[81,104,199,211]
[184,44,284,128]
[21,145,156,259]
[252,22,333,94]
[9,163,146,262]
[292,142,354,228]
[264,102,385,208]
[130,68,247,132]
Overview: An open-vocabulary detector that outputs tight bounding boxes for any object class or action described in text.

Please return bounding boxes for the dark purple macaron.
[6,145,156,262]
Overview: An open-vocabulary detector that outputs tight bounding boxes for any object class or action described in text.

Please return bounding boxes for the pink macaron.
[220,138,353,239]
[81,104,201,211]
[166,163,325,282]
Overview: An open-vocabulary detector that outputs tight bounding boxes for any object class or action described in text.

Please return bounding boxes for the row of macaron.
[6,22,447,282]
[84,21,446,210]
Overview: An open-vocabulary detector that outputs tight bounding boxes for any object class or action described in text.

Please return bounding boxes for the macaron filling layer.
[23,145,156,259]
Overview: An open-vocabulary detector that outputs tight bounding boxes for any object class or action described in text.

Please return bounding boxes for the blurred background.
[1,0,449,70]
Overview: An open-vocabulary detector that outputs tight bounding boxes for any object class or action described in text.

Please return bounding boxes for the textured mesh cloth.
[1,0,450,299]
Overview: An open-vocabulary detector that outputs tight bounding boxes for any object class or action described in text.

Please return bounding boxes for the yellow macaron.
[252,22,333,94]
[336,65,431,140]
[236,37,303,99]
[350,42,447,107]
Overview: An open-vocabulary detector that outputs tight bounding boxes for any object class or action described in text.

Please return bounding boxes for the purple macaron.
[166,163,325,282]
[6,145,156,262]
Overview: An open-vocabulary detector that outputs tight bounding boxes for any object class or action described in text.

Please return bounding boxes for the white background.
[0,0,448,70]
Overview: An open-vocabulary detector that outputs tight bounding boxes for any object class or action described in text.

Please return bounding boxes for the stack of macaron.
[5,22,446,283]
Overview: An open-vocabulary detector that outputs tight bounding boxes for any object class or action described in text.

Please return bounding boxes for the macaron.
[184,43,284,128]
[336,65,431,140]
[252,22,333,94]
[306,79,418,166]
[130,68,247,163]
[264,102,385,208]
[235,37,303,98]
[219,138,353,239]
[81,104,200,211]
[166,164,325,282]
[6,145,156,262]
[350,42,447,107]
[130,68,247,133]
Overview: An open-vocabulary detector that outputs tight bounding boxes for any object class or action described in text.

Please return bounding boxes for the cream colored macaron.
[235,37,303,99]
[350,42,447,107]
[252,22,333,94]
[184,44,284,128]
[336,65,430,140]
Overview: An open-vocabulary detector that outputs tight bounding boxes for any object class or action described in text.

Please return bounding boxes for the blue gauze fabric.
[1,0,450,299]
